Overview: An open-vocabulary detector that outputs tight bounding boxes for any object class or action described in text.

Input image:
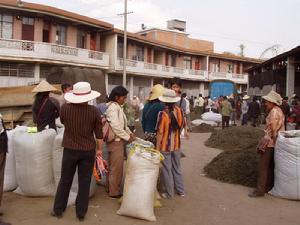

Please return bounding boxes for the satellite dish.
[259,44,282,59]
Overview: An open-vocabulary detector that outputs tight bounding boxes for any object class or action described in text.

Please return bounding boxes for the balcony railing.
[116,58,207,80]
[209,72,248,84]
[0,38,109,68]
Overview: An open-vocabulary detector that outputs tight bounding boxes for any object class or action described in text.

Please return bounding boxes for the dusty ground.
[3,133,300,225]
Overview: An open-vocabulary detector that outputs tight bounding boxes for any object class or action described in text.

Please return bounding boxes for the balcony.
[209,72,248,84]
[0,38,110,69]
[115,58,207,81]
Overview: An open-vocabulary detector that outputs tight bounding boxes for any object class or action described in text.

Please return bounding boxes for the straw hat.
[158,89,180,103]
[32,80,57,93]
[64,82,100,104]
[262,90,282,106]
[149,84,165,101]
[243,95,250,100]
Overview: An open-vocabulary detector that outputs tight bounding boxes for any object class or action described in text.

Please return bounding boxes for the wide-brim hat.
[262,90,282,106]
[158,89,180,103]
[32,80,57,93]
[149,84,165,101]
[243,95,250,100]
[64,82,100,104]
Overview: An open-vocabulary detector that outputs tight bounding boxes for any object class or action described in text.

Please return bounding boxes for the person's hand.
[184,131,189,140]
[128,133,136,143]
[96,149,102,157]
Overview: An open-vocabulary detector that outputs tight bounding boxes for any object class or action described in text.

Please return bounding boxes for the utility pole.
[123,0,127,87]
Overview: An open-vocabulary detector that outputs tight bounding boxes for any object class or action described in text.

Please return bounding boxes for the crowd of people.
[0,78,188,222]
[0,78,299,224]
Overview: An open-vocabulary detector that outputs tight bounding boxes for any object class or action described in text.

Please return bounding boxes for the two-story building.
[0,1,262,101]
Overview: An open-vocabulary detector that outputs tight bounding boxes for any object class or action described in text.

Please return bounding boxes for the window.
[212,63,220,72]
[171,55,176,67]
[117,42,123,58]
[77,30,86,49]
[0,13,13,39]
[183,56,192,69]
[135,45,144,61]
[227,64,233,73]
[56,25,67,45]
[22,17,34,25]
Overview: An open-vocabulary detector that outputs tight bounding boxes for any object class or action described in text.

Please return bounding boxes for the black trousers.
[53,148,95,218]
[222,116,230,129]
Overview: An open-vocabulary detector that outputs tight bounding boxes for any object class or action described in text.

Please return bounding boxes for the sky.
[28,0,300,58]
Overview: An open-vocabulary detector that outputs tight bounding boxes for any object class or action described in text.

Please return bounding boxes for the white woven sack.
[53,128,96,205]
[117,146,160,221]
[201,112,222,122]
[192,119,218,126]
[3,127,27,192]
[270,130,300,199]
[13,128,56,196]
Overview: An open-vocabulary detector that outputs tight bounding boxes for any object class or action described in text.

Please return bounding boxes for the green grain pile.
[204,126,264,187]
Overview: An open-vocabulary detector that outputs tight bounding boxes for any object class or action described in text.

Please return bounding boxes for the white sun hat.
[158,89,181,103]
[64,82,100,104]
[262,90,282,106]
[243,95,250,100]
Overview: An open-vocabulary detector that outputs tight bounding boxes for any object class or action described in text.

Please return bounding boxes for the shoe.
[180,152,186,158]
[50,210,62,218]
[0,208,4,216]
[109,194,122,199]
[248,191,264,198]
[177,193,185,197]
[77,216,85,222]
[161,193,170,199]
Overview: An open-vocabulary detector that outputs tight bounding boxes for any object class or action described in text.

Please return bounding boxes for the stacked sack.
[270,130,300,199]
[13,128,56,196]
[118,139,163,221]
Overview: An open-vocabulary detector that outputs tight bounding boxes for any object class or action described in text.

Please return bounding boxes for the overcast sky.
[28,0,300,58]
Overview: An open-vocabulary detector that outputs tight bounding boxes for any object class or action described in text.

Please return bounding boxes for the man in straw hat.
[142,84,165,145]
[249,90,285,197]
[156,89,186,198]
[52,82,103,221]
[32,80,60,131]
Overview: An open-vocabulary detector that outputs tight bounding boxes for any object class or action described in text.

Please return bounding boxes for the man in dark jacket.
[247,96,261,127]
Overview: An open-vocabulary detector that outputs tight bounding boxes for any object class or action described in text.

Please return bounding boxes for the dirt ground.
[3,133,300,225]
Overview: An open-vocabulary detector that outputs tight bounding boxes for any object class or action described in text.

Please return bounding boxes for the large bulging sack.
[270,130,300,199]
[3,128,26,192]
[13,128,56,196]
[117,143,161,221]
[53,128,96,206]
[192,119,218,126]
[201,112,222,122]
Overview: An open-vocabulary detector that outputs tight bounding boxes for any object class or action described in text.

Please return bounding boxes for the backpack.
[101,115,116,143]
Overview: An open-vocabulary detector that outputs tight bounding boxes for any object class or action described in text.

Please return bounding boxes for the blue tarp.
[210,81,235,99]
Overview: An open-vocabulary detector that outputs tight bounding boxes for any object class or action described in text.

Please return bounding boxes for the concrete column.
[105,73,108,95]
[130,76,134,100]
[13,17,22,40]
[240,62,243,74]
[150,78,154,88]
[162,79,165,87]
[86,33,91,50]
[34,63,40,83]
[96,33,101,51]
[67,25,77,47]
[50,24,57,43]
[286,56,295,98]
[200,82,204,95]
[34,18,43,42]
[206,56,210,80]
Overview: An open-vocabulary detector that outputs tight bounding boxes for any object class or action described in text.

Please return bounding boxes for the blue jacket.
[142,101,164,133]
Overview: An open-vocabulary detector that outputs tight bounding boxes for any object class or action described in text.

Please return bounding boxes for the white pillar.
[200,82,204,95]
[286,56,295,98]
[34,63,40,83]
[240,62,243,74]
[206,56,209,80]
[162,79,165,87]
[105,73,109,95]
[150,78,154,88]
[130,76,134,100]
